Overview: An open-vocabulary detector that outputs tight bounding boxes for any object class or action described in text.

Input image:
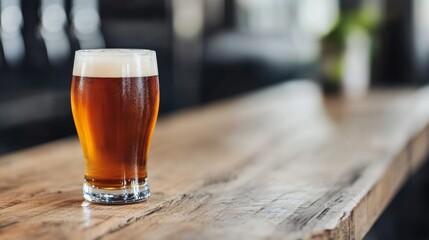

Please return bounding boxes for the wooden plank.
[0,81,429,240]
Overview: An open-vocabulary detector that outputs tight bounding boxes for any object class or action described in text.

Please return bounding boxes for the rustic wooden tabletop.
[1,81,429,240]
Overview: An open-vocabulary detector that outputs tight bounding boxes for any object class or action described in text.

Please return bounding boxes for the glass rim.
[75,49,156,57]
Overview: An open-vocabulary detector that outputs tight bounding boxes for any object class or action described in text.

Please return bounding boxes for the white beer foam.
[73,49,158,78]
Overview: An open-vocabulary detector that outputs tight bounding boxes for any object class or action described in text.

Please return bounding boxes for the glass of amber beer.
[71,49,159,204]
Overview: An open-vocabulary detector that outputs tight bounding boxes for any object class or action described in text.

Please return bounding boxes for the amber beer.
[71,49,159,204]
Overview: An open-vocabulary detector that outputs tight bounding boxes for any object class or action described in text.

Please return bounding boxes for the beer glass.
[71,49,160,204]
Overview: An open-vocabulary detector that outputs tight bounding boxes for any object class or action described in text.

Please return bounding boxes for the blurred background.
[0,0,428,238]
[2,0,429,154]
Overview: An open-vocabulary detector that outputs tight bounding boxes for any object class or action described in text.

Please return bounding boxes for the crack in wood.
[29,189,45,198]
[125,217,134,223]
[278,164,366,234]
[0,221,18,230]
[255,193,287,214]
[316,207,331,220]
[142,205,163,217]
[52,199,83,209]
[203,174,238,187]
[82,216,113,230]
[188,193,213,215]
[95,193,190,239]
[94,207,163,240]
[0,200,22,211]
[340,211,348,221]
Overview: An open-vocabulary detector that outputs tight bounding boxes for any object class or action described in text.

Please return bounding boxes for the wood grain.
[1,81,429,240]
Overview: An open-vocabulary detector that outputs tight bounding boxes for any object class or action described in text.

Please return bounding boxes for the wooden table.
[1,81,429,240]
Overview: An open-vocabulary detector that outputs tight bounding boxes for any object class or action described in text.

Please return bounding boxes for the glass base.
[83,180,150,204]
